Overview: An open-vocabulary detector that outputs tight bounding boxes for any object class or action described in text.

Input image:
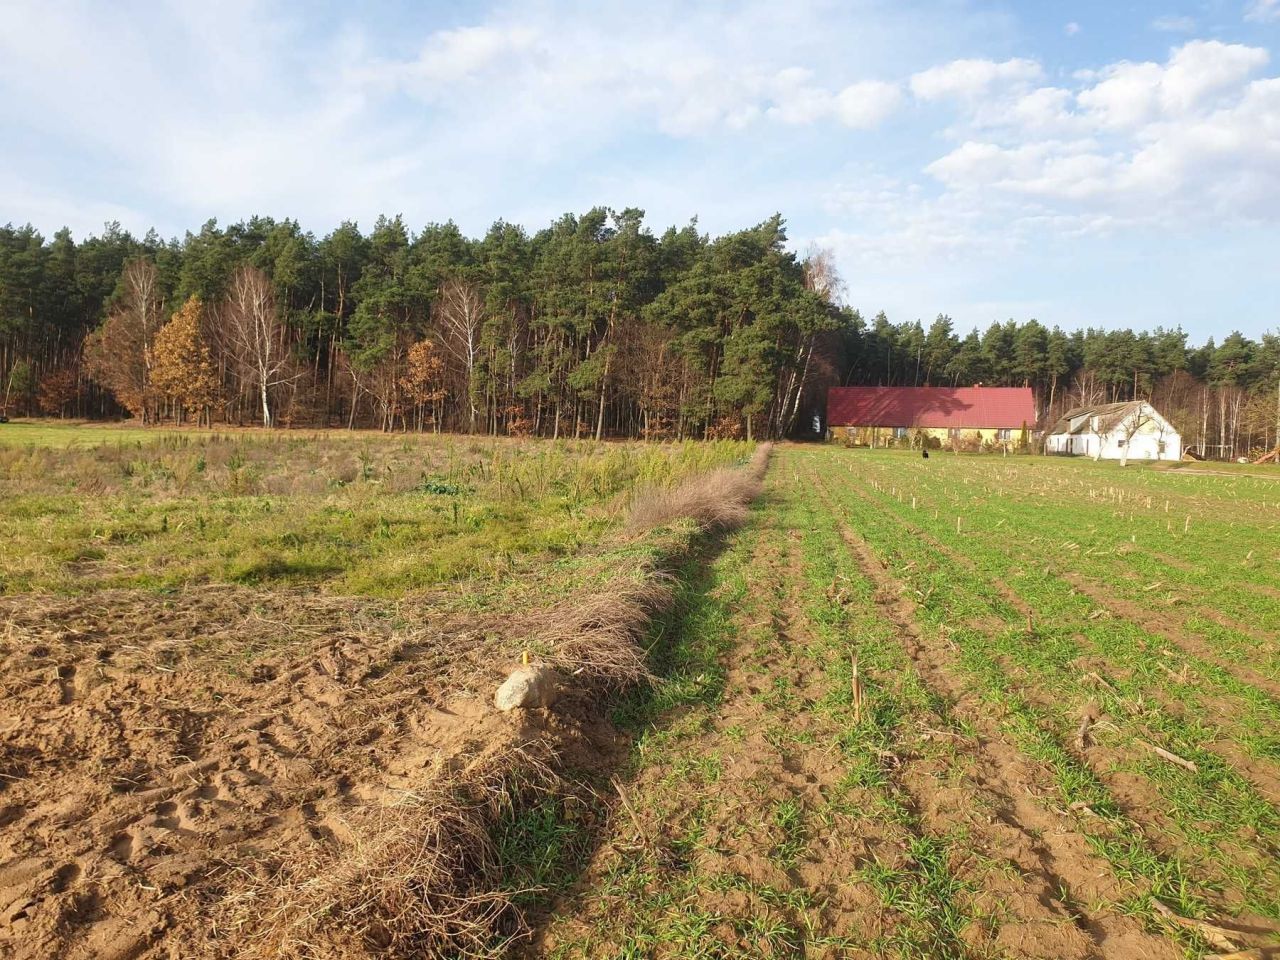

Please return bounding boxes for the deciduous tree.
[151,296,219,424]
[401,338,447,432]
[83,258,163,420]
[222,265,294,428]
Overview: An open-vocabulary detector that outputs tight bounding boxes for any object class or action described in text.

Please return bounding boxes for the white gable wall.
[1047,403,1182,461]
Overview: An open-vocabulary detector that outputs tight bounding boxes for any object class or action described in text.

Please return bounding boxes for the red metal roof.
[827,386,1035,429]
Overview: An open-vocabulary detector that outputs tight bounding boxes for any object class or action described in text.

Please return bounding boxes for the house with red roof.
[826,386,1036,450]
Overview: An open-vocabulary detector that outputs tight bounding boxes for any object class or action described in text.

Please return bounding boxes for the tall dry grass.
[625,442,772,534]
[537,442,773,694]
[528,576,674,691]
[227,744,557,960]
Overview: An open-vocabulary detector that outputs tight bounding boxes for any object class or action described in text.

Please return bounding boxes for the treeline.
[0,212,1277,455]
[0,212,835,440]
[845,315,1280,458]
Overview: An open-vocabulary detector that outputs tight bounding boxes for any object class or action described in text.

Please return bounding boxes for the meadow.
[2,426,1279,960]
[0,422,750,596]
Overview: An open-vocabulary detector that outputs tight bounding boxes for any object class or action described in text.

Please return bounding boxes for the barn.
[1045,401,1182,462]
[826,386,1036,449]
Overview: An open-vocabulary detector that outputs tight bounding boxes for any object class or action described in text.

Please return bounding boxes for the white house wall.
[1047,425,1181,460]
[1048,404,1182,460]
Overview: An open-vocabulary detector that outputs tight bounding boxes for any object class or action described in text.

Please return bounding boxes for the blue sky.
[2,0,1278,341]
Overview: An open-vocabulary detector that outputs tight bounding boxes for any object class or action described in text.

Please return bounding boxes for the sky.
[1,0,1278,342]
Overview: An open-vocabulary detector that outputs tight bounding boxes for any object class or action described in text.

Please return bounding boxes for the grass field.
[2,426,1279,959]
[0,422,749,596]
[539,446,1280,959]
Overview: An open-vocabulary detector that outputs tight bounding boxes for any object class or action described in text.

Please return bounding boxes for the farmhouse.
[826,386,1036,449]
[1045,400,1182,461]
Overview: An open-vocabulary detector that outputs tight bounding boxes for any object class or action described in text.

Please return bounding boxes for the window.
[893,426,909,439]
[997,428,1012,441]
[948,427,961,439]
[1117,439,1127,448]
[1158,441,1166,454]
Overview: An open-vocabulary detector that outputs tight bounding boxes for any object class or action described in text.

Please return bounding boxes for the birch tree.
[222,265,293,427]
[437,277,485,432]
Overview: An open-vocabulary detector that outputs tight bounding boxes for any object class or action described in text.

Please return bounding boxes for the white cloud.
[767,68,838,125]
[835,81,903,128]
[0,0,927,239]
[348,14,903,140]
[819,175,1000,267]
[910,58,1043,101]
[1151,14,1196,32]
[1245,0,1280,23]
[414,25,539,84]
[1008,87,1080,132]
[1065,22,1081,37]
[920,41,1280,227]
[1078,40,1268,129]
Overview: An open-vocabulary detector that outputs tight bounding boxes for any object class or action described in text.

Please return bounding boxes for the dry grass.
[626,442,772,534]
[227,743,559,960]
[536,443,774,693]
[528,577,675,690]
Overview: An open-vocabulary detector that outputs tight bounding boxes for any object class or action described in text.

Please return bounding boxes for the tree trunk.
[594,354,610,441]
[260,376,272,428]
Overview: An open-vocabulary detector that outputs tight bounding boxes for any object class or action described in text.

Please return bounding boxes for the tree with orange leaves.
[401,339,447,432]
[151,296,220,425]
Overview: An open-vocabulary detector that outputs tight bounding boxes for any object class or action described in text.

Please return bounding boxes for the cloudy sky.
[2,0,1278,340]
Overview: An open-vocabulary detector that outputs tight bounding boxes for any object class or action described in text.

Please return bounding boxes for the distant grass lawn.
[0,421,754,598]
[0,419,221,448]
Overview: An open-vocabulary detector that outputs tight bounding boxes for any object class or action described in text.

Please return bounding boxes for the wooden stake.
[1084,671,1116,692]
[611,776,654,849]
[1151,900,1239,952]
[851,655,864,724]
[1144,742,1198,773]
[1074,713,1092,751]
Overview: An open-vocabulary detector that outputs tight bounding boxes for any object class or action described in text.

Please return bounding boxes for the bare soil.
[0,587,538,959]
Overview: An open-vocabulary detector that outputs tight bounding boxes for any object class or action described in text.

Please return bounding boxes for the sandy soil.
[0,587,534,959]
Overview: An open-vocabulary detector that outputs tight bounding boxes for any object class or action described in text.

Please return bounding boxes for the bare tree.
[803,244,845,305]
[437,278,484,433]
[222,265,295,428]
[83,258,164,421]
[365,332,410,432]
[1069,368,1106,408]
